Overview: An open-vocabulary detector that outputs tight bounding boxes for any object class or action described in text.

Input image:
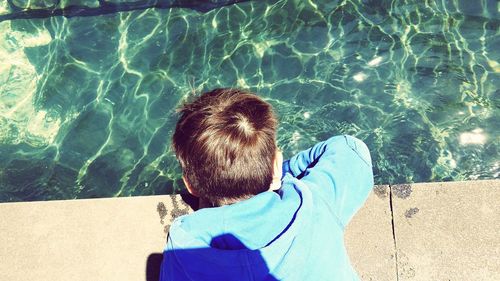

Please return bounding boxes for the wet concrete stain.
[157,202,168,224]
[373,185,389,198]
[157,196,192,234]
[391,184,412,199]
[170,195,191,219]
[405,207,419,218]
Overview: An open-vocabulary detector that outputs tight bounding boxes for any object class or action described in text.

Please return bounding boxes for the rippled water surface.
[1,0,499,202]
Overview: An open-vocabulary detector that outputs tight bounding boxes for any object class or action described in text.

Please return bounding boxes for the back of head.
[172,88,278,206]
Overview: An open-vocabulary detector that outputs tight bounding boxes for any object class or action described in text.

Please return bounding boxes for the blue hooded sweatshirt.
[160,135,374,281]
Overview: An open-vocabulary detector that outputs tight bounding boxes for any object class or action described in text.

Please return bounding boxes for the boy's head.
[172,88,281,206]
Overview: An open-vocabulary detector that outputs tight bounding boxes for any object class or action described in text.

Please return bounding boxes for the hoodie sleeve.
[282,135,374,227]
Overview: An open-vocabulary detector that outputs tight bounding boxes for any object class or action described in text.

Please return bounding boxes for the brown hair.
[172,88,278,206]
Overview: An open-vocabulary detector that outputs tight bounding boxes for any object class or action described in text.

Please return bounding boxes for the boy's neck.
[200,194,252,208]
[200,188,278,208]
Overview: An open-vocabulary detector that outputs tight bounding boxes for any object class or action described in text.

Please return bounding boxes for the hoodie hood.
[161,174,313,281]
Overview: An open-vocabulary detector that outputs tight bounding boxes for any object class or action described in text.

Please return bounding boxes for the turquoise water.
[0,0,498,202]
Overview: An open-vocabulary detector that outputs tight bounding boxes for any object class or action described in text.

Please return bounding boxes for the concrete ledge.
[391,180,500,281]
[0,180,498,280]
[345,185,396,281]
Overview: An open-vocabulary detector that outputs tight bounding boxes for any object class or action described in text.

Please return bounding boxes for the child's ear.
[274,148,283,176]
[269,149,284,191]
[182,175,198,197]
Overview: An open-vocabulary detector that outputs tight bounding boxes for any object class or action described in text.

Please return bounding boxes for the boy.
[160,88,374,280]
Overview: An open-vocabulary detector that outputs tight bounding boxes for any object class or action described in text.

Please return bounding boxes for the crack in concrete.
[389,185,400,281]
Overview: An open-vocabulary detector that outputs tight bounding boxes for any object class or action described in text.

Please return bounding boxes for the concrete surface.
[0,180,498,281]
[0,195,175,281]
[391,180,500,281]
[345,185,397,281]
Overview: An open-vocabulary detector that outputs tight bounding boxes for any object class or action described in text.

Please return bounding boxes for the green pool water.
[0,0,498,202]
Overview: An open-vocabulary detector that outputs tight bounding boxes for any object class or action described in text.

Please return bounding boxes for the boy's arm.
[283,135,374,227]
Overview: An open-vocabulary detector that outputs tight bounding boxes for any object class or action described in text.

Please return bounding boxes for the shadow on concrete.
[146,253,163,281]
[180,191,200,211]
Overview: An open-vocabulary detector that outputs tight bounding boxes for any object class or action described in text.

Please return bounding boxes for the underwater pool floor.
[0,0,499,202]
